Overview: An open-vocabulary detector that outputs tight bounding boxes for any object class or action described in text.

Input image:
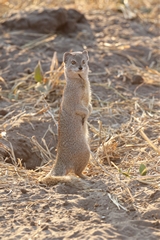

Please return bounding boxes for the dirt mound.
[0,118,57,169]
[1,8,90,34]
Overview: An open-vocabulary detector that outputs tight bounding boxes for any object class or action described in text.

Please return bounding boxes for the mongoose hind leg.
[75,154,90,179]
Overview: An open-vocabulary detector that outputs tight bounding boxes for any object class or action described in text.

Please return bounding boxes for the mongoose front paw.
[88,104,92,115]
[76,106,89,118]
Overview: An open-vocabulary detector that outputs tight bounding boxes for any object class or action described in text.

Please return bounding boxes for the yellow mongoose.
[40,50,92,187]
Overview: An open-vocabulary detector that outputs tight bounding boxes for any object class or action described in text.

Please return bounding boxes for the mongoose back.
[40,50,92,187]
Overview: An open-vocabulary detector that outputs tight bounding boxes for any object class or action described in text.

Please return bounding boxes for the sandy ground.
[0,5,160,240]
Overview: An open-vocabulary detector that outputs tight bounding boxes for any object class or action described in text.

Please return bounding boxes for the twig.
[108,193,128,211]
[139,129,160,155]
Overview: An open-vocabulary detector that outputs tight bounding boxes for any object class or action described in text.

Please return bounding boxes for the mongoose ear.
[63,52,72,64]
[82,50,89,61]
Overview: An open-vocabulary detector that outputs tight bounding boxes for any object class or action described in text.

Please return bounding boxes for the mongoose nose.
[79,66,82,70]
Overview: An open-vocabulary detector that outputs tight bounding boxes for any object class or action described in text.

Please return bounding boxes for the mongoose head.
[63,50,89,79]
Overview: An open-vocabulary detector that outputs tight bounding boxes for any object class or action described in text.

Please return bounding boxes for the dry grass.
[0,0,160,210]
[0,0,159,24]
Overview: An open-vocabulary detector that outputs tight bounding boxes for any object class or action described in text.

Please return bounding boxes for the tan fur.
[39,175,89,189]
[40,50,92,187]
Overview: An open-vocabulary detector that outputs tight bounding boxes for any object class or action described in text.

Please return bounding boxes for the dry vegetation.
[0,0,160,215]
[0,0,160,22]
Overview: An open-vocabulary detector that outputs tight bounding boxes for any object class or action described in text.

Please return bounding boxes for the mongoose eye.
[71,60,76,65]
[82,60,85,65]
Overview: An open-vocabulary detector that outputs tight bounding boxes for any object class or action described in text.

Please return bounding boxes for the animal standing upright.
[40,50,92,187]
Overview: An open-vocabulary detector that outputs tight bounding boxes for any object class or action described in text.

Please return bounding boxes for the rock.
[131,74,144,84]
[0,109,8,116]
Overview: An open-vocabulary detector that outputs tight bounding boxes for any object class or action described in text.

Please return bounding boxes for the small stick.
[139,129,160,155]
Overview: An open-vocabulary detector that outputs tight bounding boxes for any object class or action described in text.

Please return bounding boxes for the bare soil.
[0,6,160,240]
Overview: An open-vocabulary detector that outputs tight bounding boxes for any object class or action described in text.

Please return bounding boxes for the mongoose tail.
[39,175,89,189]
